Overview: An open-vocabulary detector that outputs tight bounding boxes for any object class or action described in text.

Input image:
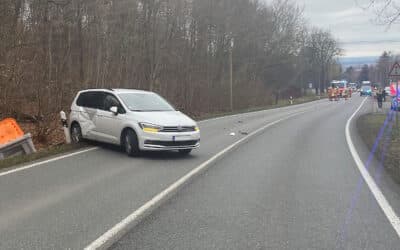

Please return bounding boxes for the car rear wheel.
[178,149,192,155]
[123,129,140,157]
[70,123,83,143]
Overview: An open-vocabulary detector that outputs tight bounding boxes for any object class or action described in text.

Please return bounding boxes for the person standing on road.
[343,88,348,100]
[336,87,340,101]
[329,84,336,101]
[382,88,387,102]
[377,88,383,109]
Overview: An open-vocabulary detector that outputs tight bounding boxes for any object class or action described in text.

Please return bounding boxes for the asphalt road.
[0,96,399,249]
[0,98,330,249]
[111,96,400,250]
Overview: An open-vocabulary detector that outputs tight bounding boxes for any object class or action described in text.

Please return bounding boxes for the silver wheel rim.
[72,127,80,142]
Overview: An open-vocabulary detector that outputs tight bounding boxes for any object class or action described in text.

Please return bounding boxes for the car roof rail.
[105,88,114,91]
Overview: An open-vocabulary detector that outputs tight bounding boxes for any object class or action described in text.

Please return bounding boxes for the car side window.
[103,94,125,114]
[76,92,89,107]
[76,92,105,110]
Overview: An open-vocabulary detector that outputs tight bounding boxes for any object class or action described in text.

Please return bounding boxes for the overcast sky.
[267,0,400,58]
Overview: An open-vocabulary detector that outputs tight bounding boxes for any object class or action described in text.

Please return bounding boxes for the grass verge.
[195,95,324,121]
[357,113,400,183]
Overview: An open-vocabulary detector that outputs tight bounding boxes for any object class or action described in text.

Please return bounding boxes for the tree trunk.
[77,0,84,83]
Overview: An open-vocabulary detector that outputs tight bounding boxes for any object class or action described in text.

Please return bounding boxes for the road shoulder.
[349,99,400,233]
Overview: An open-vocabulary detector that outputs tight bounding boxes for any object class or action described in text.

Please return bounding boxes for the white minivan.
[69,89,200,156]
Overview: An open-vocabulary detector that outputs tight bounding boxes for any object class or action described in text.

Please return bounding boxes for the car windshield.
[118,92,175,112]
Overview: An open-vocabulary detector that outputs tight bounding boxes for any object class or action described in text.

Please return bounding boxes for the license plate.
[172,135,191,141]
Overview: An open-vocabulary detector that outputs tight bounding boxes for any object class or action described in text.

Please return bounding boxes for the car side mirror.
[110,106,118,115]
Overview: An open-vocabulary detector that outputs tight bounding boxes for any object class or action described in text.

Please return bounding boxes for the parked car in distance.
[69,89,200,156]
[385,86,391,96]
[348,83,357,91]
[360,85,372,96]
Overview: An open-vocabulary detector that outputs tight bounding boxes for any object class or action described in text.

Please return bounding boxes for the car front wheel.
[123,129,141,157]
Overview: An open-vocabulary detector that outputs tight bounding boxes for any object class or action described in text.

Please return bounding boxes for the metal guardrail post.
[60,111,71,144]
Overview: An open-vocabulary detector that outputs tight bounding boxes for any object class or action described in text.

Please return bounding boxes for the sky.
[266,0,400,58]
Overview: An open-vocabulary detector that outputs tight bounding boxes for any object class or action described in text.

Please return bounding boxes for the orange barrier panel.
[0,118,24,145]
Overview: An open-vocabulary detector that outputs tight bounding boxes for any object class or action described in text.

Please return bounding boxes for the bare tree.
[306,28,342,94]
[363,0,400,26]
[0,0,342,144]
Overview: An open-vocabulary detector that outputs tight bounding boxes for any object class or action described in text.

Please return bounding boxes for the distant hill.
[339,56,379,68]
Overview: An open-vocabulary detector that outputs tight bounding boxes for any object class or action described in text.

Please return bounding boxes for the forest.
[0,0,342,144]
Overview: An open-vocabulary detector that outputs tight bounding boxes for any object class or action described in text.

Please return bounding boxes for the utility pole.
[397,78,399,136]
[229,36,234,112]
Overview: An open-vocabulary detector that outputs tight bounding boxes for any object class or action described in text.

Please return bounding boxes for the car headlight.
[195,126,200,132]
[139,123,162,133]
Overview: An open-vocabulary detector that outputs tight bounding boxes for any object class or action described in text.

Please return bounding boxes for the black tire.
[178,149,192,155]
[123,129,141,157]
[70,123,83,143]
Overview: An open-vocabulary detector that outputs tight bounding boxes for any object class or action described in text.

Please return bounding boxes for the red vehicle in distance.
[331,80,349,97]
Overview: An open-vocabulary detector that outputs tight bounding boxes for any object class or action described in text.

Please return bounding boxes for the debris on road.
[239,131,249,135]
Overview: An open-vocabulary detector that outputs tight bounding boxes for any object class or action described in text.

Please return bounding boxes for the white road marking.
[0,147,99,177]
[345,97,400,237]
[84,109,310,250]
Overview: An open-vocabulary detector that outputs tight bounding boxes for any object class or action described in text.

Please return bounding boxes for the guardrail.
[0,118,37,160]
[0,133,36,160]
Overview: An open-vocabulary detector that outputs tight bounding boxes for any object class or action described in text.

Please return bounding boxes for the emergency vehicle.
[330,80,348,97]
[328,85,339,101]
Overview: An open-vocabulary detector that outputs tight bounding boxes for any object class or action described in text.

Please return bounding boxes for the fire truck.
[330,80,349,98]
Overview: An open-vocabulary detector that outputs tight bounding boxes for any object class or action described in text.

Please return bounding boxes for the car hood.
[129,111,196,126]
